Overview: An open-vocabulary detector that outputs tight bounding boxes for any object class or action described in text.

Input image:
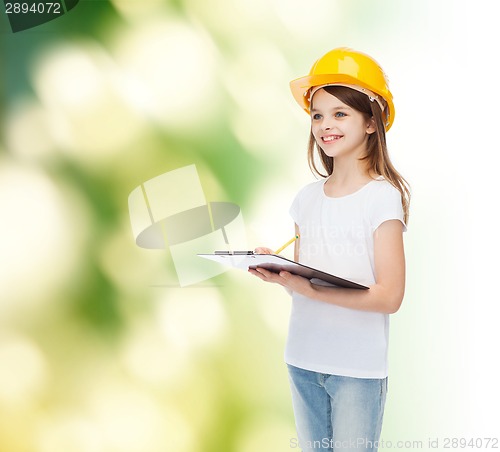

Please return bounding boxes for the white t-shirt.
[286,176,406,378]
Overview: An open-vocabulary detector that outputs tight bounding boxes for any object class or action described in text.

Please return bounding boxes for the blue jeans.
[287,365,387,452]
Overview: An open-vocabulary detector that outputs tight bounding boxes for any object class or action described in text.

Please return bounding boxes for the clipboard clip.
[214,251,255,255]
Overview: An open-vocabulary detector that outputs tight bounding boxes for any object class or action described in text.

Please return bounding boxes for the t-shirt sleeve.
[369,183,407,232]
[289,181,320,224]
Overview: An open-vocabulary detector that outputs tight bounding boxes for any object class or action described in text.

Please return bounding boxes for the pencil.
[274,235,299,254]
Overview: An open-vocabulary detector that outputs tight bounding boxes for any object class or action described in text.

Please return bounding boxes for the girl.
[249,48,410,452]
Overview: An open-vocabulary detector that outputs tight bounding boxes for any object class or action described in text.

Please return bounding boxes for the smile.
[322,135,343,143]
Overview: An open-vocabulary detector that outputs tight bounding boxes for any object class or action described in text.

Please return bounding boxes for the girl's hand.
[254,246,274,254]
[248,267,314,297]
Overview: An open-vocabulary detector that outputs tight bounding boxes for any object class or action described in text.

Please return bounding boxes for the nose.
[321,117,333,131]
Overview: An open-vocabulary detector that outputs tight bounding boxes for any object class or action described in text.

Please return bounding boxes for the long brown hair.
[308,85,411,224]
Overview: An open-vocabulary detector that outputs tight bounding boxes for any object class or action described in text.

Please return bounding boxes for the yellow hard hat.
[290,47,395,131]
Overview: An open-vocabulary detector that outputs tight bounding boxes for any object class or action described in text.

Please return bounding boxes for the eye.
[312,113,322,120]
[334,111,347,118]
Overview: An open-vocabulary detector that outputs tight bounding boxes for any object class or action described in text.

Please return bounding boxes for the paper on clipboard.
[197,253,368,290]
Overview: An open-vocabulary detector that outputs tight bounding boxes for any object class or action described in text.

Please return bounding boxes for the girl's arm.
[250,220,405,314]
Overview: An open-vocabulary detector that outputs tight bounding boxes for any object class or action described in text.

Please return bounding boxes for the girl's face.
[310,88,375,160]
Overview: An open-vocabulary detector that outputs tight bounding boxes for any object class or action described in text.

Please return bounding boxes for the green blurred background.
[1,0,499,451]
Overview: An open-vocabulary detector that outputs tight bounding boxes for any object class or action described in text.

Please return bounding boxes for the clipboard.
[197,253,369,290]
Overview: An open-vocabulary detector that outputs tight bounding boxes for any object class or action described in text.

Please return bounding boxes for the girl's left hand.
[248,267,313,297]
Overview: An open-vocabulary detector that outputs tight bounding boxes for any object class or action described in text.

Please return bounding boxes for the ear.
[366,117,376,135]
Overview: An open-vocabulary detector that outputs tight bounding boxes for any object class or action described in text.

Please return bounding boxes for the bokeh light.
[32,41,145,160]
[0,160,86,316]
[0,335,49,406]
[112,18,219,130]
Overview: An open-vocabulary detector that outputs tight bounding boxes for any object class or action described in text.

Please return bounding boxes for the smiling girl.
[250,48,410,451]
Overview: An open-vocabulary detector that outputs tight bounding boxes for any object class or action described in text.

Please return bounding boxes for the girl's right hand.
[254,247,273,254]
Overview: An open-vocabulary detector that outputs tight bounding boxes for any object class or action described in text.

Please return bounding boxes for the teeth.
[323,135,341,142]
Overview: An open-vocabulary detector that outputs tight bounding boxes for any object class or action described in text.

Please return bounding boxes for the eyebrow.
[310,106,351,113]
